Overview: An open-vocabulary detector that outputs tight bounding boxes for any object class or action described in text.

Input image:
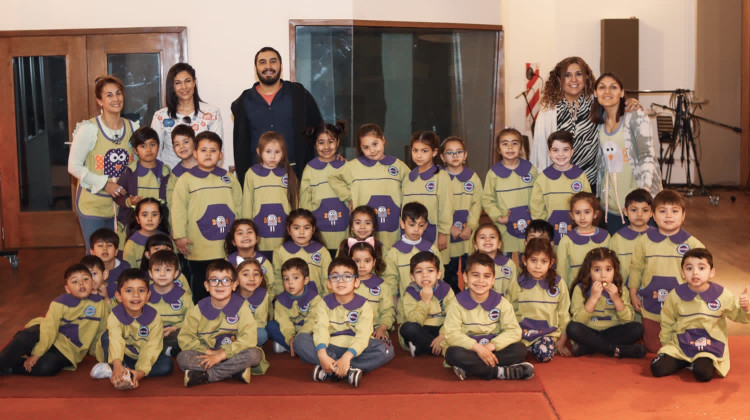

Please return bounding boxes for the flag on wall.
[525,63,542,133]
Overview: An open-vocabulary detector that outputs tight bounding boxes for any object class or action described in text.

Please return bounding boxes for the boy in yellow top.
[610,188,654,286]
[0,264,108,376]
[177,260,266,386]
[148,250,193,357]
[294,257,395,387]
[443,252,533,381]
[399,251,455,356]
[629,189,704,353]
[91,269,172,390]
[652,248,750,382]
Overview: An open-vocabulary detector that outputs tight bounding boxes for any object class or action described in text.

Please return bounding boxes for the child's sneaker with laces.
[498,362,535,380]
[312,365,329,382]
[184,370,209,387]
[346,367,363,388]
[273,342,286,354]
[90,362,112,379]
[452,366,467,381]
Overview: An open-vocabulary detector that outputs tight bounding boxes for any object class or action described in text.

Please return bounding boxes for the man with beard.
[232,46,322,182]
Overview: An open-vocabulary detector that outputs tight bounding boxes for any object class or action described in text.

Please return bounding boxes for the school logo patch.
[84,305,96,316]
[547,287,560,298]
[282,175,289,187]
[501,266,512,277]
[521,173,533,183]
[388,166,399,176]
[249,303,257,313]
[453,221,463,229]
[464,181,475,192]
[311,252,322,264]
[221,336,233,346]
[221,175,231,184]
[606,298,614,305]
[174,280,183,288]
[479,338,490,345]
[369,286,381,296]
[488,308,500,321]
[347,311,360,323]
[300,304,310,312]
[225,315,239,324]
[138,326,150,337]
[425,181,436,192]
[677,243,690,255]
[571,181,583,192]
[170,300,183,311]
[707,299,721,311]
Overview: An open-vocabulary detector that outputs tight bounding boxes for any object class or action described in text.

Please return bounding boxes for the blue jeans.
[257,327,268,346]
[77,213,115,253]
[266,321,289,350]
[100,331,173,377]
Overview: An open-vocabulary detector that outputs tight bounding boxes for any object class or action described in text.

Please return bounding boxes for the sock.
[496,366,505,379]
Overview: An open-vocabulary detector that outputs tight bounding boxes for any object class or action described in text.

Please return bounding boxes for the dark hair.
[195,131,223,150]
[682,248,714,269]
[171,124,196,144]
[80,255,105,273]
[129,198,170,238]
[464,251,495,275]
[540,57,596,109]
[117,268,149,292]
[547,130,574,149]
[473,222,503,248]
[65,263,93,283]
[140,233,175,270]
[652,189,686,212]
[149,249,180,270]
[401,201,429,223]
[283,208,325,246]
[348,241,385,275]
[236,259,267,290]
[495,128,522,157]
[165,63,202,120]
[206,259,236,282]
[281,257,309,278]
[130,126,160,149]
[526,219,555,241]
[94,75,124,100]
[90,228,119,249]
[328,257,358,276]
[409,250,441,274]
[257,131,299,209]
[338,206,382,258]
[224,219,259,255]
[308,121,346,148]
[355,123,385,156]
[254,46,282,65]
[522,238,558,294]
[624,188,653,208]
[590,72,626,125]
[569,192,602,227]
[410,130,441,168]
[440,136,468,167]
[570,248,623,297]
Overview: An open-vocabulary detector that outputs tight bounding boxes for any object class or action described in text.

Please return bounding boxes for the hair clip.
[348,237,375,248]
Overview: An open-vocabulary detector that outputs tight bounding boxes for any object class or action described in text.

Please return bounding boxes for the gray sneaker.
[452,366,467,381]
[346,367,363,388]
[90,362,112,379]
[501,362,535,380]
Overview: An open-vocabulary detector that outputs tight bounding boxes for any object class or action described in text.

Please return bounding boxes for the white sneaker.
[90,362,112,379]
[273,342,286,353]
[407,341,417,358]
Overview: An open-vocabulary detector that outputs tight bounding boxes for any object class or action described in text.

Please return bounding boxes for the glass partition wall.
[292,22,504,179]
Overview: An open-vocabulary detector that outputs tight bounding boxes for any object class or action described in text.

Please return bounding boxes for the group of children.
[1,122,748,388]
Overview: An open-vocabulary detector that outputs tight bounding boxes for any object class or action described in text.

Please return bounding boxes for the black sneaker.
[452,366,467,381]
[617,344,647,359]
[312,365,329,382]
[232,367,252,383]
[501,362,535,380]
[346,367,363,388]
[184,370,209,387]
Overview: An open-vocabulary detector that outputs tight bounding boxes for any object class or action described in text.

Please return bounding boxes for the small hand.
[605,282,620,298]
[624,97,644,113]
[318,350,337,374]
[335,154,347,162]
[630,289,642,312]
[198,349,226,369]
[372,325,389,341]
[473,343,498,366]
[130,369,145,389]
[23,355,39,372]
[459,226,472,241]
[450,225,461,240]
[740,287,749,311]
[420,285,434,304]
[437,233,448,251]
[430,335,445,356]
[163,326,178,337]
[104,181,126,198]
[175,238,193,256]
[111,362,126,388]
[334,354,352,377]
[496,215,509,225]
[556,336,572,357]
[590,281,604,299]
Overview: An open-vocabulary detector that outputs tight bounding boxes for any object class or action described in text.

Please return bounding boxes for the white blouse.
[151,102,223,169]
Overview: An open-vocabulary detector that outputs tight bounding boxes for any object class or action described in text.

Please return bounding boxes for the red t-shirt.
[256,85,279,106]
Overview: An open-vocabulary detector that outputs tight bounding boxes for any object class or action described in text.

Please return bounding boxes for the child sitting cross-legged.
[293,257,395,387]
[0,264,108,376]
[177,259,267,387]
[148,250,193,358]
[443,252,534,381]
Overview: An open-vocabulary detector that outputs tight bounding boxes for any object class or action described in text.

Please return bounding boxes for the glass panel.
[107,53,161,127]
[13,56,71,212]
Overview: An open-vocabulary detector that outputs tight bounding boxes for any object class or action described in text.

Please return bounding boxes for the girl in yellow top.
[473,223,518,295]
[224,219,274,296]
[235,259,270,346]
[556,192,611,286]
[122,198,171,268]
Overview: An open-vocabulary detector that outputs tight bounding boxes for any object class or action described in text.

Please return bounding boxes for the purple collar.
[616,225,654,241]
[251,163,286,177]
[238,287,267,306]
[129,231,150,247]
[88,294,104,303]
[133,160,165,178]
[445,167,475,182]
[408,165,438,182]
[675,282,723,303]
[282,241,324,254]
[361,275,384,289]
[197,293,245,320]
[149,284,185,304]
[493,254,510,266]
[356,155,397,167]
[276,284,319,309]
[567,228,609,245]
[188,166,227,178]
[307,157,345,170]
[405,280,452,301]
[112,304,157,325]
[646,228,691,244]
[323,293,367,310]
[391,238,432,254]
[455,289,502,311]
[517,273,560,290]
[543,164,583,180]
[491,159,532,179]
[54,293,82,308]
[171,162,189,177]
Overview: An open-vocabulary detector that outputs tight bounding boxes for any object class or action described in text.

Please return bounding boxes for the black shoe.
[312,365,329,382]
[500,362,535,380]
[617,344,647,359]
[572,342,592,357]
[184,370,209,387]
[346,367,363,388]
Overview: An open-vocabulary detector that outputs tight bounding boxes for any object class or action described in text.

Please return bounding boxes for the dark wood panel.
[0,27,186,37]
[742,0,750,187]
[289,19,502,30]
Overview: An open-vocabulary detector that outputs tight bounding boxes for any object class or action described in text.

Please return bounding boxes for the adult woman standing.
[591,72,662,233]
[68,75,138,251]
[151,63,223,169]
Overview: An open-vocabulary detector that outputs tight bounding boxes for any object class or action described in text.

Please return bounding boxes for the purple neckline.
[188,166,227,178]
[543,164,583,180]
[674,282,723,303]
[307,157,346,170]
[408,165,438,182]
[324,293,367,310]
[646,228,690,244]
[356,155,397,167]
[455,289,502,311]
[491,159,533,179]
[251,163,286,177]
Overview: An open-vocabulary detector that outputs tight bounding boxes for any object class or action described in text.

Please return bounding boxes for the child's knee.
[531,337,556,362]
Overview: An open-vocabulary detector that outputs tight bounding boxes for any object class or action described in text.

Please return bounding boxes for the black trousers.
[0,325,72,376]
[651,353,715,382]
[399,323,442,356]
[187,259,213,304]
[566,321,643,356]
[444,342,527,380]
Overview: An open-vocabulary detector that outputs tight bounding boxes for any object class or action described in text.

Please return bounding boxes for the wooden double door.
[0,29,186,248]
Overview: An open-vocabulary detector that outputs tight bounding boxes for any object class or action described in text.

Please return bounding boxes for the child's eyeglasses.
[208,277,232,286]
[328,273,356,283]
[443,150,465,157]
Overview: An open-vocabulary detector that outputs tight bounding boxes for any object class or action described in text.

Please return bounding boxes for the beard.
[256,67,281,86]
